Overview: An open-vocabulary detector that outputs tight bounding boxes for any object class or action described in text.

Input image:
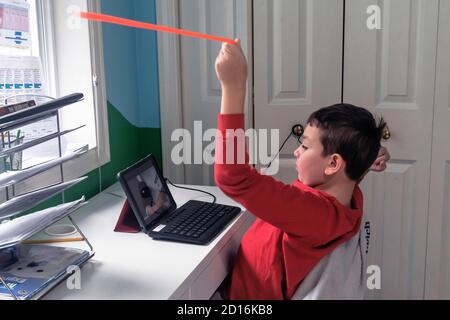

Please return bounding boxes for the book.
[0,100,36,117]
[0,244,91,300]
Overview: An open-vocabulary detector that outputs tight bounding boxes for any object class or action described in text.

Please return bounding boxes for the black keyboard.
[161,201,239,239]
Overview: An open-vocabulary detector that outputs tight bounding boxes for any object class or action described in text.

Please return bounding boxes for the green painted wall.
[100,101,162,191]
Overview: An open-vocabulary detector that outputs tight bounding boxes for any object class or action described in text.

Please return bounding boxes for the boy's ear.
[324,154,345,176]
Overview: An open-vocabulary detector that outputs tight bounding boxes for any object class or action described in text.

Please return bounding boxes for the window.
[0,0,109,195]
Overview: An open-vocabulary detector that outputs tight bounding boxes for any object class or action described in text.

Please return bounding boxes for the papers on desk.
[0,197,86,250]
[0,147,87,188]
[0,177,87,220]
[0,244,90,300]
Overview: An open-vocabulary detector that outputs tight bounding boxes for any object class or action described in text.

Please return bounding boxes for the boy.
[214,39,390,300]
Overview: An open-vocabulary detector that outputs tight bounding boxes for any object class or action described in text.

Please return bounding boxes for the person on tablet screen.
[137,167,171,217]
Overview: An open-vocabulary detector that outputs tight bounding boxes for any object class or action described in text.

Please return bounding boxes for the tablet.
[117,154,177,230]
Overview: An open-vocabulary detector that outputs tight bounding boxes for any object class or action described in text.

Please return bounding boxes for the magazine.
[0,244,90,300]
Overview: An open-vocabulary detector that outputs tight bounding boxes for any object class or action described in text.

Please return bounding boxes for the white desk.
[41,182,254,300]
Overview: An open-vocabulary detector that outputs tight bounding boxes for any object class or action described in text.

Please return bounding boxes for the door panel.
[344,0,439,299]
[253,0,343,182]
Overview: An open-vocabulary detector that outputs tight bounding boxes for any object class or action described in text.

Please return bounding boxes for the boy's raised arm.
[213,41,360,246]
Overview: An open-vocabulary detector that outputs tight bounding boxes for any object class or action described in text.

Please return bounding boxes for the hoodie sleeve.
[214,113,361,246]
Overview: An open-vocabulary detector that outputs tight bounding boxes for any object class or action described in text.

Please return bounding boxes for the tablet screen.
[118,155,176,227]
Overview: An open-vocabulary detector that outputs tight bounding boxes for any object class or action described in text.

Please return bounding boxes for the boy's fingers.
[371,158,388,172]
[377,162,387,171]
[222,43,232,55]
[222,44,235,56]
[379,147,391,161]
[381,154,390,162]
[376,152,390,162]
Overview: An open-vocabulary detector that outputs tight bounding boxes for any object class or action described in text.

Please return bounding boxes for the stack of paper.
[0,197,86,250]
[0,177,87,221]
[0,147,87,188]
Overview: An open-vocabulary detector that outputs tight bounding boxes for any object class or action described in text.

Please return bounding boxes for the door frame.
[425,0,450,299]
[156,0,185,183]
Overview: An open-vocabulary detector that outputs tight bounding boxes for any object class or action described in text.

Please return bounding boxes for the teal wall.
[101,0,161,128]
[30,0,162,213]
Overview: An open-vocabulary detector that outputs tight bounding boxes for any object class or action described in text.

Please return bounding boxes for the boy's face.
[293,124,330,187]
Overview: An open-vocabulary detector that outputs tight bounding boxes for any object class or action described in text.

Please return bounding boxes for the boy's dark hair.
[307,103,386,181]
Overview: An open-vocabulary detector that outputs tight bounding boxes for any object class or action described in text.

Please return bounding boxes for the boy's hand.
[370,146,390,172]
[215,39,248,91]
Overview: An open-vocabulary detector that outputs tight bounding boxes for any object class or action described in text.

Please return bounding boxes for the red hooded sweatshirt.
[214,114,363,300]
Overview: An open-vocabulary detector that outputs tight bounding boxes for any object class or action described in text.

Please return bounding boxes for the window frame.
[15,0,110,193]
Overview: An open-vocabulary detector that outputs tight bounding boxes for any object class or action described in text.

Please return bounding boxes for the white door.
[178,0,253,185]
[253,0,344,183]
[425,0,450,300]
[344,0,439,299]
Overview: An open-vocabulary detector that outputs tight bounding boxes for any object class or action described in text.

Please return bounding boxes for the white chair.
[291,220,369,300]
